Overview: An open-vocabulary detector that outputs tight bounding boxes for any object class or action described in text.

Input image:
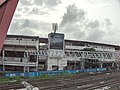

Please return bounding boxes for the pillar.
[59,66,64,70]
[112,62,115,67]
[36,52,39,71]
[2,49,5,72]
[47,58,52,71]
[47,64,52,71]
[81,59,85,69]
[100,61,103,68]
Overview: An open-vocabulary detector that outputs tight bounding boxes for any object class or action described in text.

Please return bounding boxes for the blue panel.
[4,68,107,77]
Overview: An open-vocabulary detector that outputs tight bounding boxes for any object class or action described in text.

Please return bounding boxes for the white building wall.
[47,58,67,71]
[4,39,38,46]
[65,45,115,52]
[65,45,86,50]
[1,35,118,71]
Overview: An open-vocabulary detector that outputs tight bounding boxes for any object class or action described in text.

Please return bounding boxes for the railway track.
[0,82,24,90]
[0,70,120,90]
[38,70,120,90]
[27,71,119,90]
[84,78,120,90]
[37,73,120,90]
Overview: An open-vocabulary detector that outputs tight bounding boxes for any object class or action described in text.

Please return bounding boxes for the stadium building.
[0,0,120,73]
[0,34,120,72]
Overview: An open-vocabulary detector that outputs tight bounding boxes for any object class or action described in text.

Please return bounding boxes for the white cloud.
[8,0,120,45]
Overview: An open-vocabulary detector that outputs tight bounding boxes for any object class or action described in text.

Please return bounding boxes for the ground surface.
[0,70,120,90]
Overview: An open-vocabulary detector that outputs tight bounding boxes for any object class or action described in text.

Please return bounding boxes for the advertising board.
[48,33,64,50]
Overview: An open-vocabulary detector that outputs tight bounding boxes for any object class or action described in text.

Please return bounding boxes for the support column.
[116,63,119,70]
[23,66,26,73]
[47,58,52,71]
[2,49,5,72]
[100,61,103,68]
[59,66,63,70]
[112,62,115,67]
[23,63,29,73]
[81,59,85,69]
[57,59,59,70]
[27,65,29,72]
[47,64,52,71]
[36,53,39,71]
[27,57,29,72]
[74,60,76,70]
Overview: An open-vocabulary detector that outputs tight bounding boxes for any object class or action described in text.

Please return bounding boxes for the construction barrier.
[4,68,106,77]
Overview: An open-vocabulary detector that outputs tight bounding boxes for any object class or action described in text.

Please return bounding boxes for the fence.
[5,68,106,77]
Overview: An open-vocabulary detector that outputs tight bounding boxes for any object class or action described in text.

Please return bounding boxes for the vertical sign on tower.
[48,23,65,58]
[48,23,65,51]
[47,23,66,71]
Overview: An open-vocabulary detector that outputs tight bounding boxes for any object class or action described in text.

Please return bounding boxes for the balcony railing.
[0,61,36,66]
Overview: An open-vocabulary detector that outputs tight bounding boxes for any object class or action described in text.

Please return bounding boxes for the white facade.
[0,35,119,71]
[65,44,115,52]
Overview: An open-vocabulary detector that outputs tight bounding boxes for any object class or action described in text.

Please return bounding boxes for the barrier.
[4,68,106,77]
[0,68,2,71]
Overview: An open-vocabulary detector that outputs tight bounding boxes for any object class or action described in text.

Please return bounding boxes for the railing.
[0,50,120,67]
[4,39,38,46]
[0,56,27,62]
[0,61,36,66]
[65,51,115,61]
[24,50,119,61]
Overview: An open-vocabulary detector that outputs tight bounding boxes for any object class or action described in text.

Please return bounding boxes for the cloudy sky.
[8,0,120,45]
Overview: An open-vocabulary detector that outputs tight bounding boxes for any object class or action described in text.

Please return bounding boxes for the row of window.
[6,38,36,41]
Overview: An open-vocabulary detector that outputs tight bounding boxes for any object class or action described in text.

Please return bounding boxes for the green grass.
[29,74,53,80]
[0,76,22,83]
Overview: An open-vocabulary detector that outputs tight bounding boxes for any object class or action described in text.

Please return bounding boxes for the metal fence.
[5,68,106,77]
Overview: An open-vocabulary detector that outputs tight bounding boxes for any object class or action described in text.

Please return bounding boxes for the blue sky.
[8,0,120,45]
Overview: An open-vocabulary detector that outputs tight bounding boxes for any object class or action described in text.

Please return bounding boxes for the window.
[32,39,35,41]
